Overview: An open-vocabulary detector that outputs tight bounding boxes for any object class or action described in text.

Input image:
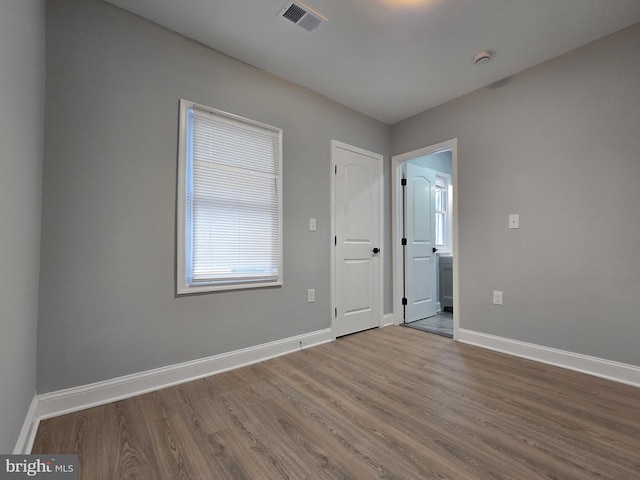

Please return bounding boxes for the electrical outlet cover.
[493,290,503,305]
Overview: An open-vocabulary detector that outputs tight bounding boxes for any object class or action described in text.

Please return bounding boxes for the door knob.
[372,247,380,254]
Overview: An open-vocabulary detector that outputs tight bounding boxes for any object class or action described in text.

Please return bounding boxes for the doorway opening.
[391,139,459,339]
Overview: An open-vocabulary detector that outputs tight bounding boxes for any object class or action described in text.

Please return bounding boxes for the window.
[177,99,283,294]
[434,175,449,249]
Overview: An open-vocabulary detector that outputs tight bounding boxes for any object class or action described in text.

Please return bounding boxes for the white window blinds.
[178,100,283,293]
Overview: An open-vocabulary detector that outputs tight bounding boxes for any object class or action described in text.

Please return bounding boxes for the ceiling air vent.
[278,1,326,32]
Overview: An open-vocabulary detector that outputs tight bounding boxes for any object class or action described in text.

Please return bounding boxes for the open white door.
[332,141,382,337]
[405,162,437,322]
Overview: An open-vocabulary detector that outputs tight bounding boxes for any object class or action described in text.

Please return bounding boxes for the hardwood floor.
[32,326,640,479]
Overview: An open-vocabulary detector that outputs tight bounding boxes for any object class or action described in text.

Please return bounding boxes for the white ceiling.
[104,0,640,124]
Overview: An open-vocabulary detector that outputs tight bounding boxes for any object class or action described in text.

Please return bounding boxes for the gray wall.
[393,23,640,367]
[38,0,391,393]
[0,1,45,452]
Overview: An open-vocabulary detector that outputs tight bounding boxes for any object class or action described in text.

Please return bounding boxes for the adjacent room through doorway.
[391,139,458,339]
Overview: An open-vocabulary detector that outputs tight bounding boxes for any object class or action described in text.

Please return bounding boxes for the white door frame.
[330,140,384,340]
[391,138,460,339]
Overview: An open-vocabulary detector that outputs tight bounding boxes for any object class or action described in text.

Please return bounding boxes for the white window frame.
[434,173,452,253]
[176,99,283,294]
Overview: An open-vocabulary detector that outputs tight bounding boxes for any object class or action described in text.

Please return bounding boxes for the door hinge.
[402,297,408,306]
[334,307,337,317]
[401,238,407,246]
[335,165,337,174]
[334,236,337,245]
[401,178,407,186]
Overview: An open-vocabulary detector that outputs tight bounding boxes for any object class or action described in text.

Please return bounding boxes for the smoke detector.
[278,1,327,32]
[473,50,493,65]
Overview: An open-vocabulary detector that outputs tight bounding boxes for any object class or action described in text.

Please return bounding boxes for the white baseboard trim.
[36,328,333,422]
[457,329,640,388]
[382,313,395,327]
[14,394,40,454]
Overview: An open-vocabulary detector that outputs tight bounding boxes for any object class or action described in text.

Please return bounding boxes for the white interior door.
[405,162,437,322]
[333,141,382,337]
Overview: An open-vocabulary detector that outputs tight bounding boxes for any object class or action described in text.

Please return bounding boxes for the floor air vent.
[279,1,326,32]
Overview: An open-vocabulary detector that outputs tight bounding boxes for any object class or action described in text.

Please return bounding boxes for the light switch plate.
[509,214,519,229]
[493,290,503,305]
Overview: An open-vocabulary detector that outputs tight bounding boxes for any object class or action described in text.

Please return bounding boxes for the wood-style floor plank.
[32,326,640,479]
